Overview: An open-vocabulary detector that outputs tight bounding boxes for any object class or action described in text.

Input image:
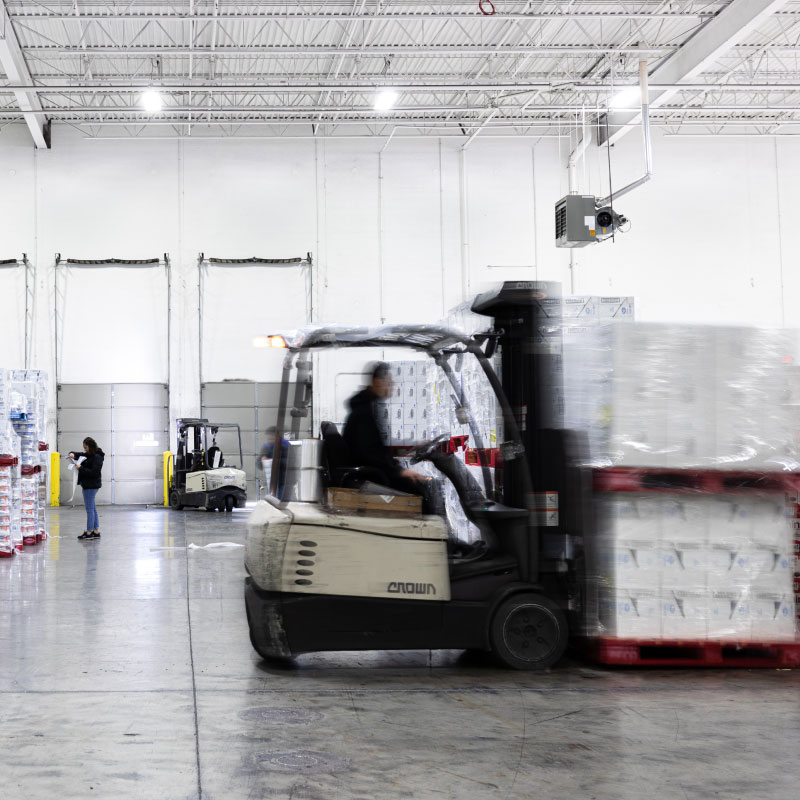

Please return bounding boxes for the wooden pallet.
[578,637,800,668]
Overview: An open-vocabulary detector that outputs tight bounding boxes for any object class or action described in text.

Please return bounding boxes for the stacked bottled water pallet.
[565,323,800,650]
[0,369,21,557]
[6,370,49,550]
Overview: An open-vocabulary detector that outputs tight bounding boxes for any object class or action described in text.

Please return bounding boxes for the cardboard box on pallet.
[600,587,661,639]
[589,492,798,643]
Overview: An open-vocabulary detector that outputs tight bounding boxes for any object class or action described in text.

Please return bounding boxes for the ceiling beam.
[5,10,721,22]
[600,0,790,146]
[2,105,799,117]
[3,82,800,95]
[0,1,48,147]
[22,45,680,57]
[29,117,800,129]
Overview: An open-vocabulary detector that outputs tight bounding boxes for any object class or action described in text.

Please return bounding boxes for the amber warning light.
[254,334,288,349]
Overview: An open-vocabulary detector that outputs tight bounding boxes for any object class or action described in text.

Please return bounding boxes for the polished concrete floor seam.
[183,529,205,800]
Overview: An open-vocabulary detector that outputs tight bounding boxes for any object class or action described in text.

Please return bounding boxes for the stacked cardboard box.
[593,494,796,641]
[564,323,798,471]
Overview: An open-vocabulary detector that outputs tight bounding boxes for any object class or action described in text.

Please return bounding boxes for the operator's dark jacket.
[74,449,105,490]
[343,389,400,481]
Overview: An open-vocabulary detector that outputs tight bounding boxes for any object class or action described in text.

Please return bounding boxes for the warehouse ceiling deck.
[1,1,800,142]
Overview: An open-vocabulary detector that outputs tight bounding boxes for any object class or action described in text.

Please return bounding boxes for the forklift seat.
[206,446,223,469]
[320,421,384,489]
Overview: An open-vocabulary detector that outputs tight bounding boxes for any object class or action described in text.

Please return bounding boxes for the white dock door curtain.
[55,259,169,384]
[0,260,26,366]
[199,257,311,382]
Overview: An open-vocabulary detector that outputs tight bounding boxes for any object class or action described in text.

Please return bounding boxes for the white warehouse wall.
[0,124,798,449]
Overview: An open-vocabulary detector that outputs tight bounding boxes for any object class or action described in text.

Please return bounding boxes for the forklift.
[169,418,248,512]
[244,282,587,669]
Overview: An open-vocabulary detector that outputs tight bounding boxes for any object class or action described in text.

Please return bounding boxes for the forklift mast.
[175,418,211,482]
[472,281,575,576]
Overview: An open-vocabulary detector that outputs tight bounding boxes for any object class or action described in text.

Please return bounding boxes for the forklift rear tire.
[489,593,568,671]
[225,495,234,512]
[169,490,184,511]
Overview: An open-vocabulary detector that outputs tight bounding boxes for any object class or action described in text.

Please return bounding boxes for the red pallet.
[594,467,800,495]
[578,637,800,668]
[0,550,14,559]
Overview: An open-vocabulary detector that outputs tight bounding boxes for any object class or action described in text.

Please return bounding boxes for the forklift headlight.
[253,334,288,349]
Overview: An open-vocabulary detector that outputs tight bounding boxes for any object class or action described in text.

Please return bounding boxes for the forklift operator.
[343,362,427,498]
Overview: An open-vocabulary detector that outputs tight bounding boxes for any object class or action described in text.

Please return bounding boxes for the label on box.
[530,491,559,526]
[390,424,404,443]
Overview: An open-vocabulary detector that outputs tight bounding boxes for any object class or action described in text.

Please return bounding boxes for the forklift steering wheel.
[409,434,450,464]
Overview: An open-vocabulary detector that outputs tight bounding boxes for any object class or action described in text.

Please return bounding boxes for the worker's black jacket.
[73,449,105,489]
[343,389,399,479]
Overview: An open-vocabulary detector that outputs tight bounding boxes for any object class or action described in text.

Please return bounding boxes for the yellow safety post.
[163,451,173,507]
[50,451,60,507]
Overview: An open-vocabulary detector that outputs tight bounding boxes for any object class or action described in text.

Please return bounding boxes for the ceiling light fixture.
[141,89,164,113]
[609,86,643,110]
[374,89,399,112]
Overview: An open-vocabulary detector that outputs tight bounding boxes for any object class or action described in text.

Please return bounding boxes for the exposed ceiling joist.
[3,82,800,95]
[22,45,681,57]
[5,10,723,22]
[0,1,48,147]
[601,0,791,146]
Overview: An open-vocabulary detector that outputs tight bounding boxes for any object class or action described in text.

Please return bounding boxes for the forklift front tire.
[225,495,234,512]
[489,593,568,671]
[169,490,184,511]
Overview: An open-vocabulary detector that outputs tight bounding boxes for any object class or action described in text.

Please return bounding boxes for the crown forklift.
[244,282,585,669]
[169,418,248,512]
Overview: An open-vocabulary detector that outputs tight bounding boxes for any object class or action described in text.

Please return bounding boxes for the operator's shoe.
[87,531,101,539]
[78,531,92,540]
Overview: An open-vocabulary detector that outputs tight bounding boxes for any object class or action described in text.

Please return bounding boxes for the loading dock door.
[201,381,312,500]
[57,383,168,505]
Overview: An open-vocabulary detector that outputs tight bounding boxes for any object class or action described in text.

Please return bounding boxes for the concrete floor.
[1,506,798,800]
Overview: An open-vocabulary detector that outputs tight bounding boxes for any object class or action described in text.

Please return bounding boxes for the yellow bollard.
[50,451,60,507]
[163,451,173,507]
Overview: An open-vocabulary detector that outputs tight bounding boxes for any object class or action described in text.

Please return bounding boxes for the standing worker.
[260,426,289,499]
[68,437,105,540]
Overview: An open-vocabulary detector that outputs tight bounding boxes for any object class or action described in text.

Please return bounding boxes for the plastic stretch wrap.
[0,459,13,556]
[564,323,800,471]
[584,493,797,642]
[11,370,48,465]
[384,346,499,543]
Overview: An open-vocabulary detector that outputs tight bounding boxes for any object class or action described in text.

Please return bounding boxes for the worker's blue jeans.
[83,488,99,530]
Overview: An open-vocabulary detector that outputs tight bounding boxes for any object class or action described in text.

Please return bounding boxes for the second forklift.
[169,418,248,512]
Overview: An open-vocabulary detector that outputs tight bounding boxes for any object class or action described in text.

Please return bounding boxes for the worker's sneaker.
[86,531,101,540]
[78,531,92,540]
